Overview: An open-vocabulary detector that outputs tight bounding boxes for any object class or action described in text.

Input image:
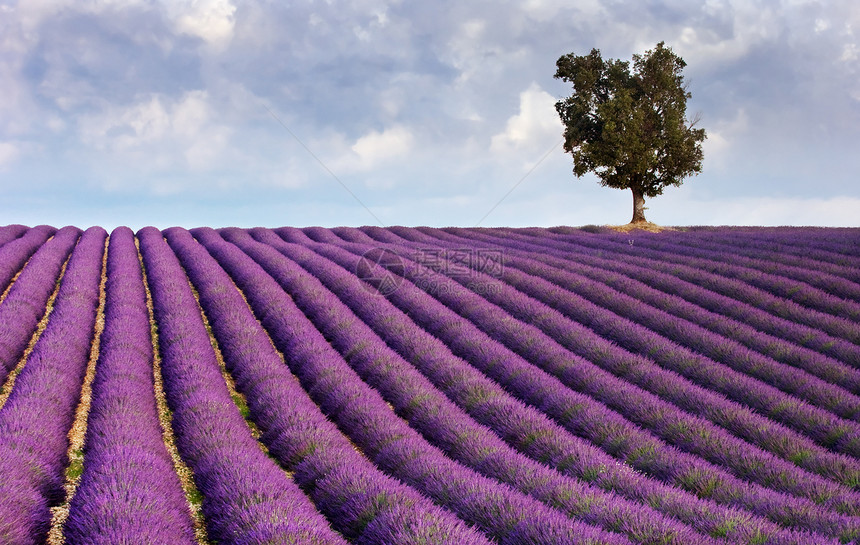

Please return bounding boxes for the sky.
[1,0,859,229]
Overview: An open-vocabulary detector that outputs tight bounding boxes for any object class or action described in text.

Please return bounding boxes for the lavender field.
[0,224,858,545]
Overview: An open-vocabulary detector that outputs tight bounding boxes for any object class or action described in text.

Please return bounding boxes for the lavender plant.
[216,228,720,545]
[400,226,860,473]
[0,226,81,383]
[428,227,860,461]
[64,227,197,544]
[347,226,860,537]
[0,227,104,545]
[137,226,348,545]
[480,227,860,366]
[510,227,860,344]
[167,226,492,545]
[208,227,634,545]
[0,225,55,295]
[0,225,28,248]
[253,227,846,545]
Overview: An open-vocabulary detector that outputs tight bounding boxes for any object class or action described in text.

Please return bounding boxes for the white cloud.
[444,17,525,87]
[78,90,230,175]
[11,0,134,28]
[672,2,782,67]
[351,7,390,42]
[447,19,488,84]
[172,91,209,137]
[349,125,415,171]
[0,61,31,135]
[7,0,235,50]
[164,0,237,47]
[490,83,562,158]
[80,95,169,150]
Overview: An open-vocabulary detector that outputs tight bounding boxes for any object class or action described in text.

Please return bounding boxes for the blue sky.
[1,0,858,229]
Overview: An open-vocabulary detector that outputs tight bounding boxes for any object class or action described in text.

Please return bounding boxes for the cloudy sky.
[1,0,858,229]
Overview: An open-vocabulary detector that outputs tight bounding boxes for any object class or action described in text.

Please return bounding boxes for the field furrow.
[212,227,632,545]
[63,227,197,544]
[0,226,55,298]
[594,234,860,318]
[0,227,104,545]
[262,227,834,545]
[360,226,860,505]
[658,231,860,287]
[328,227,860,540]
[483,228,860,366]
[0,227,81,385]
[170,227,493,545]
[453,227,860,392]
[423,228,860,454]
[137,227,348,545]
[1,223,858,545]
[514,229,860,344]
[0,225,29,249]
[228,227,715,545]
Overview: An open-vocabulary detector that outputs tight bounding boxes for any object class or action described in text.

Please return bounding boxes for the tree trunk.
[631,187,647,223]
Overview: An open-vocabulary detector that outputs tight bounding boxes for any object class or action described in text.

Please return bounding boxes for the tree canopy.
[554,42,706,224]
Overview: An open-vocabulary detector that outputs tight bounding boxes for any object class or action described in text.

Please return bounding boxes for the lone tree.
[554,42,706,224]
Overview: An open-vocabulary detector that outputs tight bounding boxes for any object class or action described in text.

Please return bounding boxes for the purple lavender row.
[630,228,860,279]
[650,228,860,271]
[391,226,860,494]
[656,230,860,287]
[513,228,860,345]
[322,226,860,541]
[433,229,860,458]
[230,227,717,545]
[326,228,850,545]
[674,225,860,250]
[214,226,631,545]
[167,227,492,545]
[483,228,860,367]
[213,227,633,545]
[449,227,860,395]
[64,227,196,544]
[262,227,837,545]
[551,226,860,261]
[487,226,860,359]
[594,231,860,318]
[0,225,55,296]
[136,227,347,545]
[0,226,81,384]
[456,225,860,393]
[0,225,28,248]
[355,227,860,520]
[0,227,105,545]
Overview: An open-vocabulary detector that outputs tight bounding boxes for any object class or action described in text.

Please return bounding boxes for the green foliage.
[555,42,706,221]
[65,452,84,481]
